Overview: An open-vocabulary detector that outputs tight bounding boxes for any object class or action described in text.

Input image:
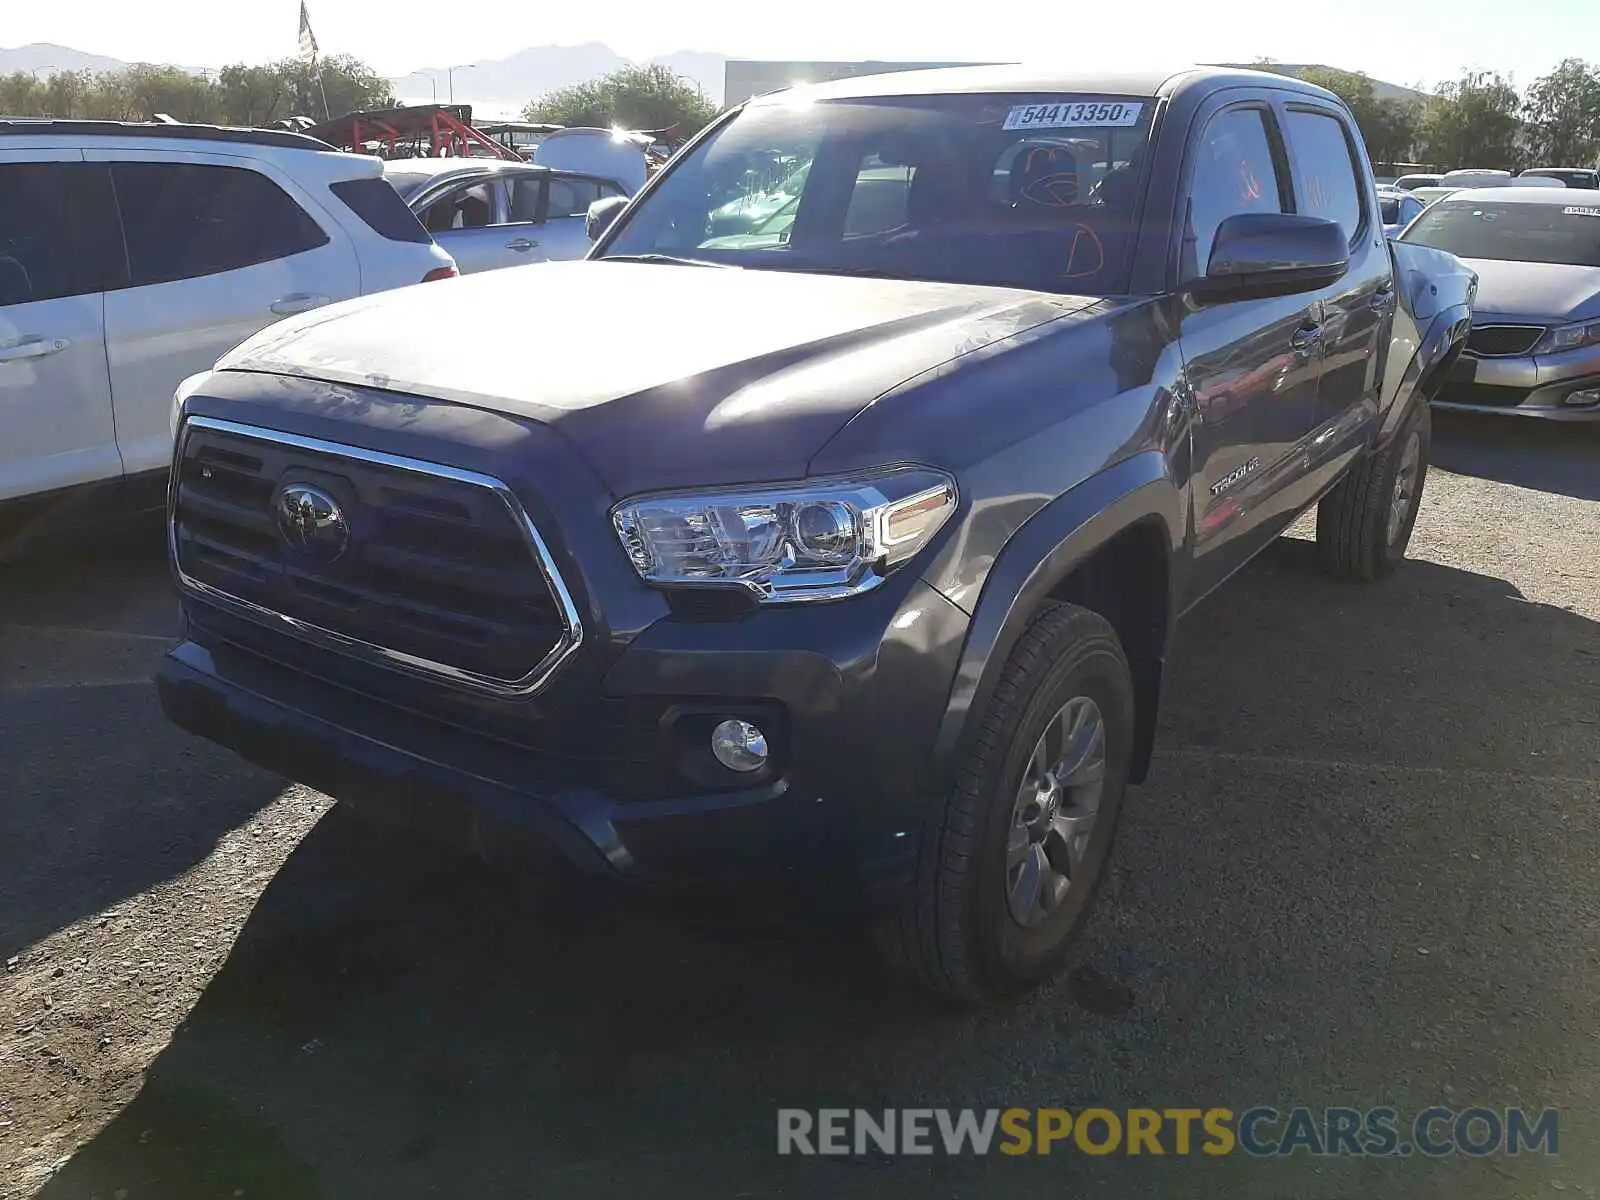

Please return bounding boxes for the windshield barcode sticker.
[1563,206,1600,217]
[1003,101,1144,131]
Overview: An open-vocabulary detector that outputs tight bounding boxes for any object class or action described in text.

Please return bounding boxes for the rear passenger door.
[0,151,120,504]
[1176,100,1326,603]
[539,174,623,261]
[88,150,361,478]
[1277,101,1393,461]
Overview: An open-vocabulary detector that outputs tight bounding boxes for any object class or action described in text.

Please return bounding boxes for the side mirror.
[1189,212,1349,303]
[586,195,629,242]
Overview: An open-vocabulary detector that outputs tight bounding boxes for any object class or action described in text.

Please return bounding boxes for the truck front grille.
[170,416,581,697]
[1465,324,1545,357]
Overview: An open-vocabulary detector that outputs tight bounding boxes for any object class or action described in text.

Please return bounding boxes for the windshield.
[1402,198,1600,265]
[600,92,1155,294]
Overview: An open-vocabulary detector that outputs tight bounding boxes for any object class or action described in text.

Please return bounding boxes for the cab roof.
[745,63,1339,106]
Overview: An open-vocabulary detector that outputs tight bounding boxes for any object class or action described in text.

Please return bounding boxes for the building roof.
[1212,63,1431,106]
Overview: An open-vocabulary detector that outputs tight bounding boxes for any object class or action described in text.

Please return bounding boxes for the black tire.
[1316,400,1431,582]
[876,601,1135,1004]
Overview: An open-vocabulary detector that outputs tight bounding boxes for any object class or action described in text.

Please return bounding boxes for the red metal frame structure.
[305,104,521,161]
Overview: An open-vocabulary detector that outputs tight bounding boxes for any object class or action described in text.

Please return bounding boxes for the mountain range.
[1,42,729,114]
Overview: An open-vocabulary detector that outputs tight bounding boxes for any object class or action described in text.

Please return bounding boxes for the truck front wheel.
[877,601,1135,1004]
[1316,400,1431,582]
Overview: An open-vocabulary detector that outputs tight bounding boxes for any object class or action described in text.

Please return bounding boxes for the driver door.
[1177,100,1327,605]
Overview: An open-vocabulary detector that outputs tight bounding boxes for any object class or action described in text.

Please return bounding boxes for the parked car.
[158,65,1473,1002]
[1401,186,1600,419]
[383,158,628,273]
[1520,167,1600,190]
[1380,189,1427,238]
[1410,185,1460,207]
[1394,172,1443,190]
[1441,168,1515,189]
[0,119,455,552]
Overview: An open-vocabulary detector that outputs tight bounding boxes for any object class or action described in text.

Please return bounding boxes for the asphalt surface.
[1,411,1597,1199]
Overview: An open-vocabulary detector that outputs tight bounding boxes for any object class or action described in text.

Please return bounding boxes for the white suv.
[0,119,456,550]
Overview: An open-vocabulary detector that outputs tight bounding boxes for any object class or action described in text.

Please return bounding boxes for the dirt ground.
[1,411,1597,1199]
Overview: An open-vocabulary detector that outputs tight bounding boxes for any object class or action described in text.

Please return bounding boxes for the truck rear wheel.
[876,601,1134,1004]
[1316,400,1430,582]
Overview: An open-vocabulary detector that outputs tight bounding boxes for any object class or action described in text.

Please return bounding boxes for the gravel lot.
[2,412,1597,1199]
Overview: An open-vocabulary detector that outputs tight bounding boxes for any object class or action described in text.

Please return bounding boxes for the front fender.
[1380,242,1477,442]
[925,450,1183,789]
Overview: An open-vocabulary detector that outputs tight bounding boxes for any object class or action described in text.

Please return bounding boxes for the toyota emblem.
[274,483,349,564]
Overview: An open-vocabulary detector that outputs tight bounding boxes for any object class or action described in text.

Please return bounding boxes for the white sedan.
[384,159,629,274]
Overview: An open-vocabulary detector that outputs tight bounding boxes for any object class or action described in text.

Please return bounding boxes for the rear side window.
[329,177,433,244]
[1283,110,1365,244]
[546,176,606,218]
[112,162,330,287]
[1186,107,1287,275]
[0,163,78,306]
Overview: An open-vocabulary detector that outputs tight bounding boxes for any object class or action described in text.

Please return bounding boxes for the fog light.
[711,719,768,772]
[1561,388,1600,407]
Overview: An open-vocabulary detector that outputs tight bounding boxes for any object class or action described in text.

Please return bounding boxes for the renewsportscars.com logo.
[777,1106,1560,1158]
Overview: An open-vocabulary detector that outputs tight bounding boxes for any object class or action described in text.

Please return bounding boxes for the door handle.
[505,238,540,252]
[1370,285,1396,312]
[0,337,69,363]
[1290,323,1324,355]
[269,293,331,316]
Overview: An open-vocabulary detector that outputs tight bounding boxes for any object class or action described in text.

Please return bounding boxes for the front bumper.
[1434,338,1600,420]
[158,570,971,891]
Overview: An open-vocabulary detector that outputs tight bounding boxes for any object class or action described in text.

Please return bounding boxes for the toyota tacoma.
[157,66,1475,1002]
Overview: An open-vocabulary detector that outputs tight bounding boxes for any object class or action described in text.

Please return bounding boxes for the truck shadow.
[0,542,290,960]
[42,545,1600,1199]
[1431,409,1600,501]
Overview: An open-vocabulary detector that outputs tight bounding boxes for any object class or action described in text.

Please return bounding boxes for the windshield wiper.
[600,253,732,268]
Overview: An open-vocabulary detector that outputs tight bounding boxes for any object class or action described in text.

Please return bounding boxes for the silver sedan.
[1399,186,1600,420]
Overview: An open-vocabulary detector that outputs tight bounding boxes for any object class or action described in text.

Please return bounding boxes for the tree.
[0,55,393,125]
[1522,58,1600,167]
[524,64,718,135]
[1418,70,1522,169]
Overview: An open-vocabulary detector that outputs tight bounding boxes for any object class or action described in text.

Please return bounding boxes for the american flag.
[297,1,319,64]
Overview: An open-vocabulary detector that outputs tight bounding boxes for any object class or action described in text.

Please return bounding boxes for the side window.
[112,162,329,287]
[1283,109,1364,243]
[1186,107,1287,276]
[508,177,543,223]
[0,163,76,306]
[844,155,912,237]
[547,177,605,219]
[418,182,494,232]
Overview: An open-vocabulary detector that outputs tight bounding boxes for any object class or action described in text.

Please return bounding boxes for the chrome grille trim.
[168,415,584,699]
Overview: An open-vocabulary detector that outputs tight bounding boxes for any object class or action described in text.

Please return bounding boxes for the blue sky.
[7,0,1594,93]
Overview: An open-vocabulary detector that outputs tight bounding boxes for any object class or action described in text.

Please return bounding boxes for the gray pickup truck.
[157,65,1475,1002]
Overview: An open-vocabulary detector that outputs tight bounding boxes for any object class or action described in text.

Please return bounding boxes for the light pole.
[447,63,475,105]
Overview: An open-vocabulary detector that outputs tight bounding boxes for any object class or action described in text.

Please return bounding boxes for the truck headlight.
[612,468,957,603]
[1534,319,1600,355]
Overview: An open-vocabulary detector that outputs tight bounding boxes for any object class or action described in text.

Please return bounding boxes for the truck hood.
[1462,257,1600,323]
[217,261,1094,495]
